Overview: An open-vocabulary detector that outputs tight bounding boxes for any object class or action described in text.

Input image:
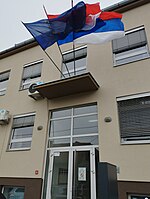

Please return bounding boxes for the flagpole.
[43,5,71,77]
[71,0,76,76]
[22,21,66,78]
[43,49,66,78]
[57,44,71,77]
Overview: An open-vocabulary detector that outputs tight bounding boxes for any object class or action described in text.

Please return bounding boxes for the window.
[0,71,10,96]
[3,186,25,199]
[128,194,150,199]
[49,104,98,147]
[62,47,87,78]
[9,114,35,150]
[117,95,150,144]
[112,27,149,66]
[21,60,42,89]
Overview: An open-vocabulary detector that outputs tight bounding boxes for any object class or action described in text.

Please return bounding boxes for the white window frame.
[62,46,87,78]
[9,113,35,151]
[117,92,150,144]
[22,76,41,90]
[48,104,99,149]
[21,60,42,90]
[128,194,150,199]
[113,26,150,66]
[0,71,10,96]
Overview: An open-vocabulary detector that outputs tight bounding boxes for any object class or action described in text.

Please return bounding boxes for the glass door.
[47,151,69,199]
[47,148,98,199]
[72,150,91,199]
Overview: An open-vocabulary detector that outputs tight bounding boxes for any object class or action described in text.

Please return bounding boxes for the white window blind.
[22,62,42,80]
[0,71,10,82]
[112,27,149,66]
[21,61,42,89]
[112,28,147,53]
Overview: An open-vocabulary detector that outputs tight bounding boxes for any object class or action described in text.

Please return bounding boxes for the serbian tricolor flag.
[47,2,102,31]
[57,11,125,45]
[74,11,125,44]
[23,1,124,49]
[23,1,105,50]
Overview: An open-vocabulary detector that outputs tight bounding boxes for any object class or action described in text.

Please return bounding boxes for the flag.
[23,1,86,50]
[74,11,125,44]
[57,11,125,45]
[47,2,106,45]
[47,3,101,19]
[47,2,102,31]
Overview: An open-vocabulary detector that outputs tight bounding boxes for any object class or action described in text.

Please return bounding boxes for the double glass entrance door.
[47,148,98,199]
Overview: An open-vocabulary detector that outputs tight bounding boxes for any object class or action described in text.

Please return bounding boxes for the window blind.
[13,115,35,128]
[112,28,147,54]
[0,71,10,82]
[22,62,42,80]
[63,47,87,63]
[118,97,150,140]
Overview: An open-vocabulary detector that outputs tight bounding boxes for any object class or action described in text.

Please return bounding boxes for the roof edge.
[103,0,149,12]
[0,39,37,59]
[0,0,149,59]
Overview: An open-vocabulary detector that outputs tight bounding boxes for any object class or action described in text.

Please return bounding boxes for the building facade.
[0,0,150,199]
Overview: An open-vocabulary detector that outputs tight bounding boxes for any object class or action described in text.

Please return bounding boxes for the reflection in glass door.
[72,151,91,199]
[47,148,98,199]
[50,151,69,199]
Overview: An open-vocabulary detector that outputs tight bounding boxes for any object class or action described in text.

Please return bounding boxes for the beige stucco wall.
[87,3,150,182]
[0,2,150,182]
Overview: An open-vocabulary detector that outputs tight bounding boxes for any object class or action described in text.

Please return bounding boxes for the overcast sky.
[0,0,122,52]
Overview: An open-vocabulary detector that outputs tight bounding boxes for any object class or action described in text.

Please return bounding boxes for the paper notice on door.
[78,167,86,181]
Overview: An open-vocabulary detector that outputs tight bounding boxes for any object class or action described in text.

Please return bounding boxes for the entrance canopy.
[35,72,99,99]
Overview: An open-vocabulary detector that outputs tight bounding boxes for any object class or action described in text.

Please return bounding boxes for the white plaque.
[78,167,86,181]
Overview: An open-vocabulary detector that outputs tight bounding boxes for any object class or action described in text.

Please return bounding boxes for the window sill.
[7,148,31,152]
[113,55,150,67]
[121,140,150,145]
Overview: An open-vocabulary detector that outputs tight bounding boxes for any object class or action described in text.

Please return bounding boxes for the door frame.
[46,146,97,199]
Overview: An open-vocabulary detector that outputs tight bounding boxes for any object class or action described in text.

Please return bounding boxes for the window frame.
[48,103,99,148]
[9,113,35,151]
[112,26,150,66]
[61,46,87,79]
[2,186,25,199]
[128,194,150,199]
[21,60,42,90]
[0,70,10,96]
[117,92,150,144]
